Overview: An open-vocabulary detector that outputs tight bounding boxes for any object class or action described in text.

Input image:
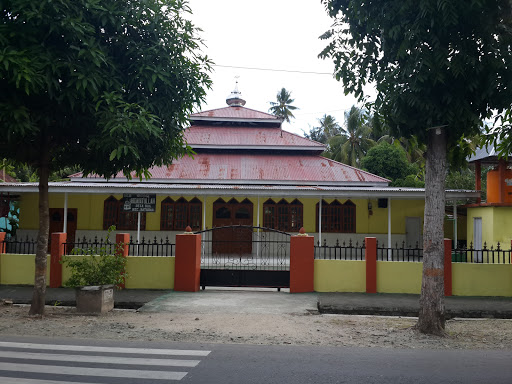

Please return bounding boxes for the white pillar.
[318,198,322,246]
[202,197,206,230]
[63,192,68,233]
[453,200,458,248]
[136,211,141,256]
[387,197,392,261]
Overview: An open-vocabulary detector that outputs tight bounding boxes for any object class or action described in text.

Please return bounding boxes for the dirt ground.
[1,303,511,350]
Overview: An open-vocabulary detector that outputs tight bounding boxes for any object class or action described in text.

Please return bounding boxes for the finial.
[184,226,193,234]
[226,77,246,107]
[297,227,308,236]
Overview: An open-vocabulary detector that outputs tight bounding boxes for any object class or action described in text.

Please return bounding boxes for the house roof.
[0,169,17,183]
[190,106,280,122]
[468,144,511,164]
[184,126,325,150]
[72,153,390,186]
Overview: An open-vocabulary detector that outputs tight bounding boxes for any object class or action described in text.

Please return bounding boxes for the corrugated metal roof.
[78,154,389,184]
[190,106,279,120]
[185,126,324,148]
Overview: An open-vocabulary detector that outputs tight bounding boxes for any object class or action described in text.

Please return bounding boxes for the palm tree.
[326,106,376,167]
[269,88,298,123]
[305,114,341,144]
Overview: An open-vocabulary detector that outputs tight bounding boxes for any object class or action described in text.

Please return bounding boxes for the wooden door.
[212,199,253,254]
[49,208,77,249]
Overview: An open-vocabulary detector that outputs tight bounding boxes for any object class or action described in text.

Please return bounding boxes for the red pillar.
[365,237,377,294]
[499,159,506,204]
[50,232,67,288]
[174,229,201,292]
[0,232,5,254]
[116,233,130,289]
[290,229,314,293]
[475,160,482,204]
[444,238,453,296]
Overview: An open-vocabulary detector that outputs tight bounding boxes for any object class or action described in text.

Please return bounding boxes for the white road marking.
[0,350,200,367]
[0,341,210,356]
[0,362,188,380]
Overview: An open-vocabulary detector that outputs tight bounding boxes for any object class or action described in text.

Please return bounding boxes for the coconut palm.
[269,88,298,123]
[326,106,376,167]
[305,114,342,144]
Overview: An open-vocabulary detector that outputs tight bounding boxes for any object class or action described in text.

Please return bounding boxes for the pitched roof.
[76,153,389,186]
[190,106,279,121]
[185,126,325,149]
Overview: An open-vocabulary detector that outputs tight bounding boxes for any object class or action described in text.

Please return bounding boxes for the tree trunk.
[28,144,50,317]
[417,128,447,335]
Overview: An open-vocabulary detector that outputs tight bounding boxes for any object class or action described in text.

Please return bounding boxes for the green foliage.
[61,226,127,287]
[319,0,512,145]
[269,88,298,123]
[0,0,212,178]
[361,141,419,185]
[304,114,342,144]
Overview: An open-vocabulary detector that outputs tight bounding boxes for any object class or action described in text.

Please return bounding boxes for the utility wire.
[213,64,333,75]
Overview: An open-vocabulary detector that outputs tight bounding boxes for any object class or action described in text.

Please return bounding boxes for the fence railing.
[452,242,511,264]
[64,236,175,257]
[377,241,423,262]
[314,239,365,260]
[2,236,38,254]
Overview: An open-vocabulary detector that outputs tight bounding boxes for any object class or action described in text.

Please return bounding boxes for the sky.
[186,0,367,136]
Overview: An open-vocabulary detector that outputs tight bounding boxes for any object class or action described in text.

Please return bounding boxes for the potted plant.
[61,226,127,314]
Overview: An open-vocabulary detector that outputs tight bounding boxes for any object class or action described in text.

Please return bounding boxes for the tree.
[0,0,211,316]
[361,142,421,187]
[269,88,298,123]
[326,106,375,167]
[320,0,512,334]
[304,114,342,144]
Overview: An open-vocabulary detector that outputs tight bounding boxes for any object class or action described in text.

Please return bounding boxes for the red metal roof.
[191,106,279,120]
[185,126,324,148]
[80,154,388,184]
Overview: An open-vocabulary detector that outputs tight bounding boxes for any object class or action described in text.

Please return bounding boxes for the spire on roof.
[226,78,246,107]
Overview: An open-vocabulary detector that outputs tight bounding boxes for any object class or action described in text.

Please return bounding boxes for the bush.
[61,226,127,287]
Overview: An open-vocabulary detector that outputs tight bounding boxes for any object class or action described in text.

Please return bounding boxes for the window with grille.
[316,199,356,233]
[103,196,146,230]
[160,196,202,231]
[263,198,303,231]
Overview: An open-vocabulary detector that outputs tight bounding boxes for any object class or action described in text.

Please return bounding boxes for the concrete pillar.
[475,160,481,204]
[444,238,453,296]
[174,227,201,292]
[499,159,506,203]
[50,232,67,288]
[365,237,377,294]
[290,228,314,293]
[0,231,6,254]
[116,233,130,289]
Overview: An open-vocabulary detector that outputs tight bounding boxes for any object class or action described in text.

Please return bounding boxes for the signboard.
[122,194,156,212]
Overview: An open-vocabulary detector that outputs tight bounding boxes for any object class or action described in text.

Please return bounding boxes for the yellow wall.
[125,256,174,289]
[467,206,512,248]
[0,254,50,285]
[376,261,422,294]
[313,259,366,292]
[20,193,429,236]
[453,263,512,296]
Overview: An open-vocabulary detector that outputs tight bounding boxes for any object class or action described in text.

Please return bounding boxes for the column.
[50,232,67,288]
[116,233,130,289]
[365,237,377,294]
[174,227,201,292]
[290,228,314,293]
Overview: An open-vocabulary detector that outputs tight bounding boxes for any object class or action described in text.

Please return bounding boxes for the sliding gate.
[196,225,290,288]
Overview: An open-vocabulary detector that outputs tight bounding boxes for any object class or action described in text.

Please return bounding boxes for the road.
[0,336,510,384]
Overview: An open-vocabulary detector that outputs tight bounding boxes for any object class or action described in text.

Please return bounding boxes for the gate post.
[50,232,67,288]
[116,233,130,289]
[365,237,377,294]
[444,238,452,296]
[290,228,314,293]
[174,226,201,292]
[0,232,5,254]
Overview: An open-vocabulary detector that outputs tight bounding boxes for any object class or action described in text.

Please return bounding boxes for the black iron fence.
[1,236,38,254]
[64,236,174,257]
[196,226,290,271]
[64,236,117,255]
[377,241,423,262]
[314,239,365,260]
[452,242,511,264]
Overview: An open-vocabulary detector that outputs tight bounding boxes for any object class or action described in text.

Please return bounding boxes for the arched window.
[316,199,356,233]
[160,197,202,231]
[103,196,146,230]
[263,198,303,231]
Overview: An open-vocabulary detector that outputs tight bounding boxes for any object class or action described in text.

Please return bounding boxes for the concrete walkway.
[2,285,512,318]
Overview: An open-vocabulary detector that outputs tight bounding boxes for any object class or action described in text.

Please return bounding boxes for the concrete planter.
[75,285,115,314]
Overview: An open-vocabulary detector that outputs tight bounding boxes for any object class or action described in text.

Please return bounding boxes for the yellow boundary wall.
[452,263,512,296]
[376,261,422,294]
[314,260,366,292]
[0,254,175,290]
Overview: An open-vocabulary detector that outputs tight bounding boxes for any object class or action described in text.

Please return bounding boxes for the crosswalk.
[0,340,211,383]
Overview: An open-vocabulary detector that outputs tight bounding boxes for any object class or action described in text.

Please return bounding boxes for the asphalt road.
[0,335,510,384]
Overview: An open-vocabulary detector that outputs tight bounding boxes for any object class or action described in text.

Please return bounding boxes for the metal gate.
[195,225,290,289]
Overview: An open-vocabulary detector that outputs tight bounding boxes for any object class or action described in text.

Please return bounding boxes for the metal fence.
[314,239,365,260]
[377,241,423,262]
[64,236,174,257]
[2,236,38,254]
[452,242,511,264]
